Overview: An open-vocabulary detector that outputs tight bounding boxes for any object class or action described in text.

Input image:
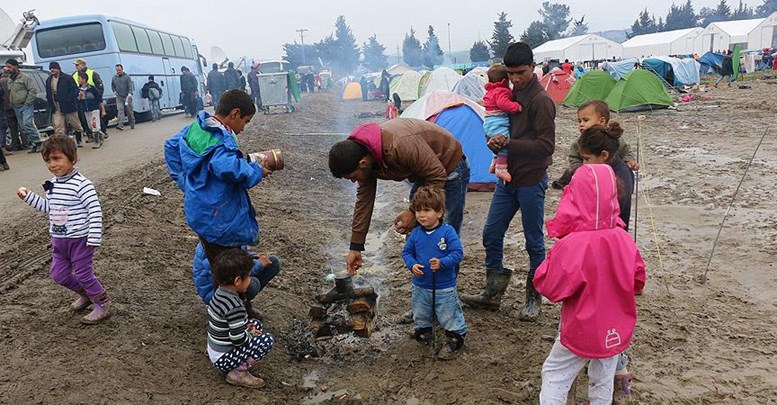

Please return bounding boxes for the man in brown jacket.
[328,118,470,276]
[460,42,555,321]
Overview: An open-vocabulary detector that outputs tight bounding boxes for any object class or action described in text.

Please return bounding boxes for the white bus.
[31,14,206,121]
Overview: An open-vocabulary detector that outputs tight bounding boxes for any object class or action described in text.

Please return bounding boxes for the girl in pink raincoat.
[534,164,646,405]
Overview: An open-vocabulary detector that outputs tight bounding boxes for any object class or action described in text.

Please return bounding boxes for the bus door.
[161,57,175,108]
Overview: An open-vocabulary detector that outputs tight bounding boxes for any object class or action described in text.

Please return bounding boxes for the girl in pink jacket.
[534,164,646,405]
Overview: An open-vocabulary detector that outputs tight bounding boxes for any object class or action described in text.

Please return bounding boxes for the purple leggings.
[50,237,105,298]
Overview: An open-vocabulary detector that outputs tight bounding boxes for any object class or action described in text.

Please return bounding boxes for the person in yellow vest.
[72,59,107,139]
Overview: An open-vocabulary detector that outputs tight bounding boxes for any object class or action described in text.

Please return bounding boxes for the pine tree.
[489,12,514,60]
[332,16,360,75]
[402,28,424,67]
[756,0,777,17]
[539,1,572,40]
[520,21,550,48]
[731,0,755,18]
[422,25,444,69]
[315,35,337,70]
[362,35,388,72]
[665,1,698,31]
[567,15,589,36]
[282,43,318,70]
[470,41,491,62]
[629,8,659,38]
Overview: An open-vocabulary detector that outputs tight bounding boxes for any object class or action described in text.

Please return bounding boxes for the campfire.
[309,274,379,339]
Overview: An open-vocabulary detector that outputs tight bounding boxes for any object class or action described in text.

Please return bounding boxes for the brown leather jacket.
[351,118,463,247]
[507,75,556,186]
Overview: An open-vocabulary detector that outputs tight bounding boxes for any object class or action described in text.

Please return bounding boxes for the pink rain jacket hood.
[534,164,646,359]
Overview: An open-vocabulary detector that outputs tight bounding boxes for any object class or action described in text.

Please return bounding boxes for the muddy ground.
[1,79,776,404]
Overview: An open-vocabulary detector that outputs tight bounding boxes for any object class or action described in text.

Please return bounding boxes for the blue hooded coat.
[164,111,263,246]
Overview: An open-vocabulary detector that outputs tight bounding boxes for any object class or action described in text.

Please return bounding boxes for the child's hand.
[247,323,263,336]
[626,160,640,170]
[411,264,424,277]
[257,253,272,268]
[429,258,441,271]
[16,187,28,200]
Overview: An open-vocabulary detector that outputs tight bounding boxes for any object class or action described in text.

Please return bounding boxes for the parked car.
[4,65,54,147]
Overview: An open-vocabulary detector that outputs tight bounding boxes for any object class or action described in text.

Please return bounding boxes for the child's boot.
[495,163,511,182]
[612,371,634,404]
[70,290,91,311]
[82,291,111,324]
[489,157,496,174]
[437,331,464,360]
[413,327,433,347]
[226,362,265,388]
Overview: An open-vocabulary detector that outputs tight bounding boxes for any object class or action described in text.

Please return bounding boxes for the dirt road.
[0,85,775,404]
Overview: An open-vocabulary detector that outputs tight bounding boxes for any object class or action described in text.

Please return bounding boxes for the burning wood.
[310,274,378,338]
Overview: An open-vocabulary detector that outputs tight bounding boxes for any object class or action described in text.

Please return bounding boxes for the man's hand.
[487,135,509,153]
[394,209,416,234]
[429,258,441,271]
[346,250,363,275]
[411,264,424,277]
[626,160,640,170]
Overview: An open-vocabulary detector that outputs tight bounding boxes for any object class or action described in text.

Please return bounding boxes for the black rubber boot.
[519,273,541,321]
[438,330,465,360]
[460,268,512,311]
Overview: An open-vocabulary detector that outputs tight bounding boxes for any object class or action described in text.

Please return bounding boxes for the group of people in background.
[207,61,262,111]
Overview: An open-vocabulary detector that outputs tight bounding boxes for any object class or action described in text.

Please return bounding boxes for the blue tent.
[699,52,724,75]
[642,57,700,86]
[603,58,638,80]
[432,105,496,191]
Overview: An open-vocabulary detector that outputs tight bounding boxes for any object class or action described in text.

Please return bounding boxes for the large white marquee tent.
[696,17,764,52]
[747,12,777,50]
[533,34,623,62]
[622,28,703,58]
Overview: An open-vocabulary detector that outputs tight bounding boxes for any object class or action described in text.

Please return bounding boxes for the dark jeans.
[4,108,24,150]
[183,92,197,115]
[409,155,470,236]
[246,255,281,300]
[482,173,548,277]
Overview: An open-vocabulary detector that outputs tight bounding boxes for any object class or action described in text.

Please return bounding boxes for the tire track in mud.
[0,161,171,294]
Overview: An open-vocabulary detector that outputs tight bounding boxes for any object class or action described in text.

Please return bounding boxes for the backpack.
[148,87,161,100]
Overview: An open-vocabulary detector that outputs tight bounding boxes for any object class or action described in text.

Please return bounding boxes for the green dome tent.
[605,69,673,112]
[563,70,616,107]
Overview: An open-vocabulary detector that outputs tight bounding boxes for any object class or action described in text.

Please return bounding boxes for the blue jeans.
[245,255,281,300]
[410,155,470,235]
[482,174,548,277]
[13,104,41,145]
[412,285,467,336]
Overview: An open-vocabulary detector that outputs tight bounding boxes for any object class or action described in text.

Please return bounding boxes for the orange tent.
[539,70,576,103]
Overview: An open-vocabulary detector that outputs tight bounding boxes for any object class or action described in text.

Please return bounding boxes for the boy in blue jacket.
[402,186,466,359]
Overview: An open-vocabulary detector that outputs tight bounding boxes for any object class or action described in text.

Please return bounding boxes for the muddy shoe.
[437,331,464,360]
[414,327,433,347]
[397,309,414,324]
[226,367,265,388]
[612,372,634,404]
[81,293,111,324]
[518,274,541,321]
[460,268,512,311]
[70,295,91,311]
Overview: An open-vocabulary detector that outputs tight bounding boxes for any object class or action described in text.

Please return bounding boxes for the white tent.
[386,64,412,75]
[452,74,486,102]
[622,28,703,58]
[696,17,764,52]
[533,34,623,62]
[421,67,462,96]
[747,12,777,50]
[388,70,421,102]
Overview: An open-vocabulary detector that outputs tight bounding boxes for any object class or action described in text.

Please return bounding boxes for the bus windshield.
[36,23,106,58]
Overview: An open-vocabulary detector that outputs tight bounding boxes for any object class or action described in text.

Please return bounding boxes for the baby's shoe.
[70,294,91,311]
[489,158,496,174]
[495,163,512,183]
[613,371,634,404]
[81,292,111,324]
[226,363,265,388]
[413,327,433,347]
[437,331,464,360]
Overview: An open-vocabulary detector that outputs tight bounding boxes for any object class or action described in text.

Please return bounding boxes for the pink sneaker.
[495,163,512,183]
[613,372,634,404]
[226,364,265,388]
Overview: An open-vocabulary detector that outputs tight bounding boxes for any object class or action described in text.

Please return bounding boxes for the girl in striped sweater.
[16,135,111,324]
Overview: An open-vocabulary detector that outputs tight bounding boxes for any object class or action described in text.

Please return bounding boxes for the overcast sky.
[3,0,750,62]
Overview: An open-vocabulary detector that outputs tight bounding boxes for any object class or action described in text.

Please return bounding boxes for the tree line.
[279,1,776,76]
[631,0,776,37]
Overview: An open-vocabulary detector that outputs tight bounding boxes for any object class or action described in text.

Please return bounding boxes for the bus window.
[111,22,138,52]
[171,36,185,58]
[147,30,164,55]
[159,33,175,57]
[36,23,106,57]
[180,37,193,59]
[132,26,152,54]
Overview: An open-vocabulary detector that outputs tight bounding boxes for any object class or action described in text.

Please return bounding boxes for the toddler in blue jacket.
[402,186,466,359]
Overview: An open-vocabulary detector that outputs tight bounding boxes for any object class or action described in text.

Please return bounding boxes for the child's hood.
[546,164,625,238]
[180,111,239,161]
[484,79,510,92]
